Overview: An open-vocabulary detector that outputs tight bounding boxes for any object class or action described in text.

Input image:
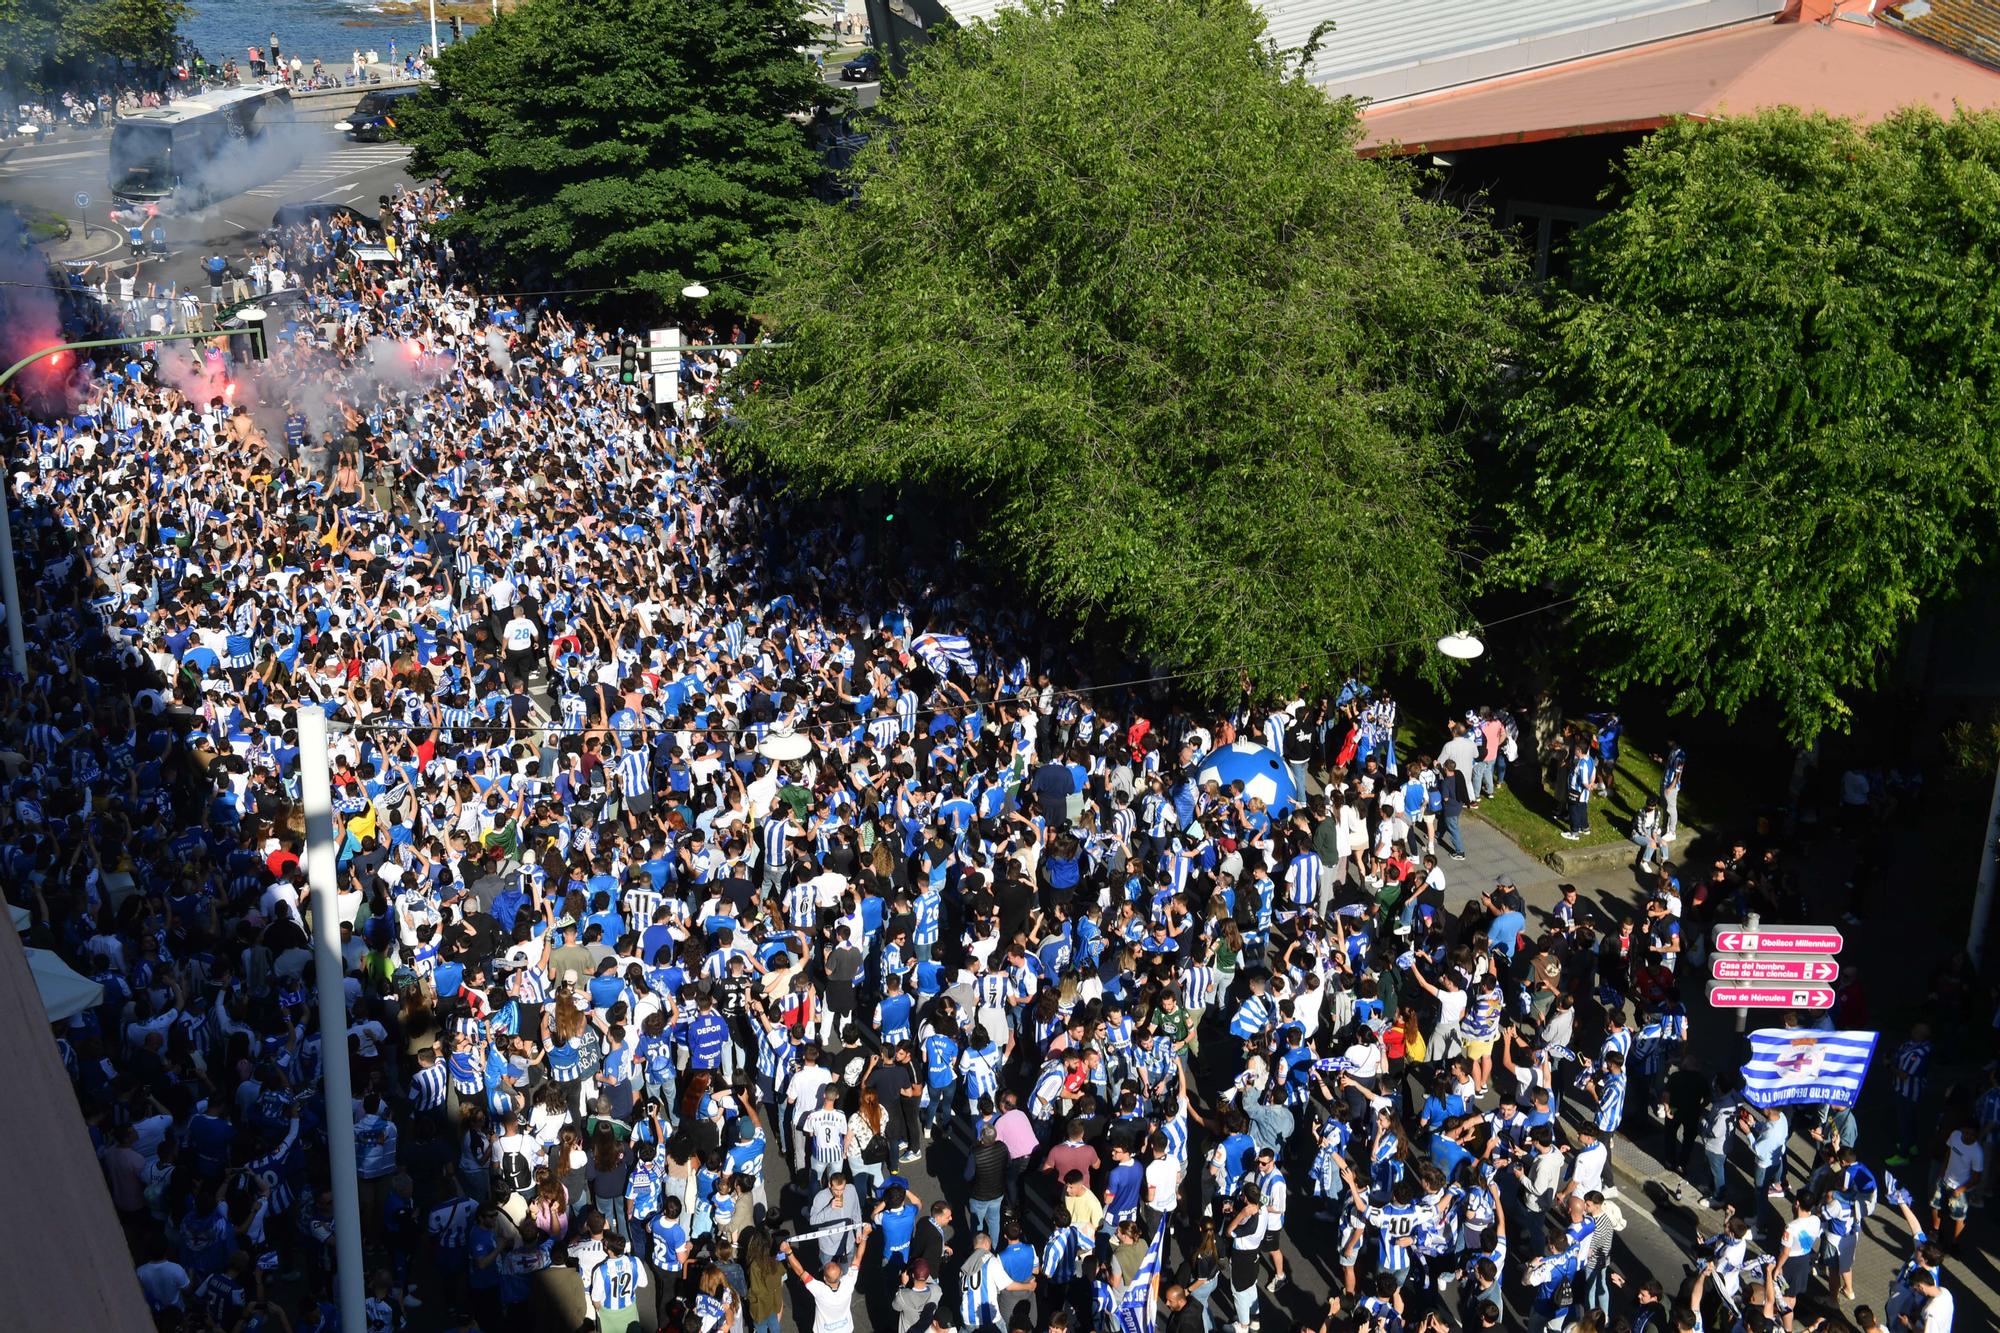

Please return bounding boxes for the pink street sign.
[1707,983,1835,1010]
[1711,926,1844,955]
[1711,957,1839,983]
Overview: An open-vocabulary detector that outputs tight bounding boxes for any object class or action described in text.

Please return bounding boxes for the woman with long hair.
[528,1164,570,1243]
[679,1069,714,1129]
[1181,1220,1222,1333]
[456,1104,492,1202]
[552,1122,589,1211]
[1212,920,1245,1003]
[741,1229,786,1333]
[587,1121,632,1237]
[687,1259,737,1333]
[847,1085,888,1196]
[543,987,591,1120]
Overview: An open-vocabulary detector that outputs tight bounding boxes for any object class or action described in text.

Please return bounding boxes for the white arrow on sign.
[1710,957,1840,983]
[1712,925,1844,955]
[1707,983,1837,1010]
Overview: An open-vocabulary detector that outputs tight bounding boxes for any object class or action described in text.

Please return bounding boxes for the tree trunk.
[1515,615,1569,797]
[1527,683,1563,796]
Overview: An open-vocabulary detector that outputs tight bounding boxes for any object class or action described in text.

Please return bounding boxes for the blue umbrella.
[1193,740,1300,816]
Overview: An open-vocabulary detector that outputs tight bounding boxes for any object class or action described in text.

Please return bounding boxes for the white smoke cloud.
[484,326,514,376]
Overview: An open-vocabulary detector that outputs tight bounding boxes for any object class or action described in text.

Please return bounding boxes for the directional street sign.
[646,327,681,405]
[1707,983,1836,1010]
[1711,957,1839,983]
[75,191,90,210]
[1712,925,1844,956]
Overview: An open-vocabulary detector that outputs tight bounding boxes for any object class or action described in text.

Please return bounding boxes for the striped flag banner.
[913,632,978,678]
[1742,1028,1879,1108]
[1115,1217,1169,1333]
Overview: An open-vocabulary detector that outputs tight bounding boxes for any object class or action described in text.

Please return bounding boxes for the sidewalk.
[1430,772,1997,1329]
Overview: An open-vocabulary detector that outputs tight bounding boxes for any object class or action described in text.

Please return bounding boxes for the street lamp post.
[428,0,440,62]
[298,706,367,1333]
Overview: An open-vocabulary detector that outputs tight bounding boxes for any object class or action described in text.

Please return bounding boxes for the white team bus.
[109,85,299,209]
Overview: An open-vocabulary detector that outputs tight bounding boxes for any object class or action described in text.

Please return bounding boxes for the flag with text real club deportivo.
[1115,1217,1169,1333]
[1741,1029,1879,1108]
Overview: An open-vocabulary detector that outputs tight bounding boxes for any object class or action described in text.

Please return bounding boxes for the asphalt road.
[0,66,875,293]
[826,68,882,111]
[0,126,418,291]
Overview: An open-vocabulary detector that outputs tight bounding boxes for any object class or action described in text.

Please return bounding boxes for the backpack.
[497,1146,533,1195]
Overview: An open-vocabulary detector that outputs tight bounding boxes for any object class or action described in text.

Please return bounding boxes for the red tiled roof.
[1359,14,2000,153]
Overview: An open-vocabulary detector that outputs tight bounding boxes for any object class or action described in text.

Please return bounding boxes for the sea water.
[179,0,482,69]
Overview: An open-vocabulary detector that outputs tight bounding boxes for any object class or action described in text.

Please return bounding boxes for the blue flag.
[1742,1029,1878,1108]
[1115,1217,1168,1333]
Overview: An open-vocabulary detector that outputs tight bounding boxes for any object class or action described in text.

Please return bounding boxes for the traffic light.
[450,15,462,40]
[618,340,639,385]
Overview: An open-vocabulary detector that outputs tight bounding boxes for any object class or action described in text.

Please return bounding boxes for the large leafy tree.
[1498,109,2000,740]
[397,0,828,312]
[729,0,1520,692]
[2,0,187,92]
[71,0,185,67]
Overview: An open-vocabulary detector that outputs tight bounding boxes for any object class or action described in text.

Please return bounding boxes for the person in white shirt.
[1909,1269,1955,1333]
[1565,1124,1609,1202]
[501,612,539,688]
[134,1242,191,1312]
[786,1061,838,1168]
[1145,1132,1183,1223]
[1931,1125,1984,1250]
[780,1222,872,1333]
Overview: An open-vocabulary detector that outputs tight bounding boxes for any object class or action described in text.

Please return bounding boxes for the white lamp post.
[297,707,366,1333]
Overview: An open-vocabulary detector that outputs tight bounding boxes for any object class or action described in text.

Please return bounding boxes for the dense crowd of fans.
[0,178,1972,1333]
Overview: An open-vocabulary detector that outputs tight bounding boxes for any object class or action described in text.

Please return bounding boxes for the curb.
[1547,838,1649,876]
[1470,808,1704,875]
[50,223,129,265]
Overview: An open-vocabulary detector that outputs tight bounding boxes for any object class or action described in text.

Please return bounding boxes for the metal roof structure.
[1356,10,2000,151]
[115,84,286,126]
[930,0,1785,98]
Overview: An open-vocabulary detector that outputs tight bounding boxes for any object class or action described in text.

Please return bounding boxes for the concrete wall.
[0,923,153,1332]
[287,80,416,128]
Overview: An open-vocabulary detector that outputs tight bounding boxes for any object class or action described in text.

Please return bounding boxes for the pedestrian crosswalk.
[242,144,412,199]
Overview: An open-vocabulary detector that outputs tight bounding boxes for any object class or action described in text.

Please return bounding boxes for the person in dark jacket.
[965,1124,1010,1246]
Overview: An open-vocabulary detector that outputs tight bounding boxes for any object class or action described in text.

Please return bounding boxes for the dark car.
[337,85,423,141]
[268,202,383,236]
[839,50,881,82]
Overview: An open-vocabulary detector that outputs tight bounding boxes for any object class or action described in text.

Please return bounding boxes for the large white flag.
[1742,1028,1878,1108]
[1115,1217,1168,1333]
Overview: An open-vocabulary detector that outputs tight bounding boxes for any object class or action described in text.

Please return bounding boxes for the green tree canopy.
[396,0,828,313]
[1498,109,2000,740]
[2,0,187,92]
[729,0,1520,693]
